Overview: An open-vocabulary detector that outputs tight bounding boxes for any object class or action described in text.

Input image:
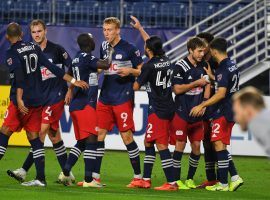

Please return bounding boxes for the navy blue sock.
[64,140,85,176]
[126,141,141,176]
[29,138,45,181]
[172,151,183,181]
[143,146,156,179]
[53,140,67,171]
[217,150,229,184]
[84,142,97,182]
[227,151,238,177]
[187,152,200,180]
[0,132,9,160]
[159,149,174,183]
[204,148,217,181]
[22,148,34,172]
[93,141,105,176]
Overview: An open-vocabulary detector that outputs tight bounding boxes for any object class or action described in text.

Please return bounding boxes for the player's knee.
[98,129,107,141]
[213,140,226,151]
[156,143,168,151]
[144,139,154,148]
[0,126,13,137]
[203,140,212,150]
[26,132,39,141]
[120,130,133,145]
[191,141,201,155]
[85,134,97,143]
[175,140,186,152]
[48,129,61,144]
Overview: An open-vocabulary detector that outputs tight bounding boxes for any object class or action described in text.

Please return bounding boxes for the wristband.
[71,78,76,84]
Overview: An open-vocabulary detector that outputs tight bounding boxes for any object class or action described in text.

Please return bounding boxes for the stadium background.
[0,0,269,155]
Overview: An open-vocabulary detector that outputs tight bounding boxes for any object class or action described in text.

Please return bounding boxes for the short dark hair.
[6,22,22,38]
[30,19,46,30]
[77,33,95,52]
[145,36,165,57]
[187,37,207,52]
[210,37,227,53]
[196,32,214,44]
[233,86,266,110]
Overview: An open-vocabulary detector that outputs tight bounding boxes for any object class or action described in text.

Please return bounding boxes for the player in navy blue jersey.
[190,37,243,192]
[94,17,143,187]
[7,19,74,184]
[60,33,113,187]
[170,37,211,190]
[0,22,88,187]
[130,16,177,191]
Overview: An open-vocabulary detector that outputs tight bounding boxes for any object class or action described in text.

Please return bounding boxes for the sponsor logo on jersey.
[40,64,62,81]
[217,74,223,81]
[188,75,192,80]
[104,60,132,75]
[115,54,122,59]
[176,130,183,136]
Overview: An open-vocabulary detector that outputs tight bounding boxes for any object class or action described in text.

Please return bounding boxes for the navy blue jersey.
[5,41,65,107]
[40,40,72,106]
[69,51,99,112]
[99,39,143,105]
[211,58,240,122]
[172,57,207,123]
[137,56,174,120]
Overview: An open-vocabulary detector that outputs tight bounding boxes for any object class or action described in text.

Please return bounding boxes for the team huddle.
[0,16,243,192]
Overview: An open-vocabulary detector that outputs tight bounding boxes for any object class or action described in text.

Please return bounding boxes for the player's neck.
[216,54,228,64]
[39,38,48,51]
[187,54,198,66]
[9,37,21,44]
[110,36,121,47]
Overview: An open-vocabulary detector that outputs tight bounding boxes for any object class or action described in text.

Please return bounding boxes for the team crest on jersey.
[115,54,122,59]
[135,50,140,57]
[62,52,68,59]
[7,58,12,65]
[217,74,222,81]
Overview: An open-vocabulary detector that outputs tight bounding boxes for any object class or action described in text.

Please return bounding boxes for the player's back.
[69,51,99,112]
[144,56,174,119]
[6,41,45,107]
[40,41,71,106]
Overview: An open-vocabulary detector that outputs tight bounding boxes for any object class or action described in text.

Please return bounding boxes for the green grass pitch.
[0,147,269,200]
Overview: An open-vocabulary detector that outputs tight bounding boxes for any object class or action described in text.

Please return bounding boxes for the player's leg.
[114,101,141,186]
[0,126,12,160]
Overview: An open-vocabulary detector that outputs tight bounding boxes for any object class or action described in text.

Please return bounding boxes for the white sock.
[134,174,142,179]
[231,175,240,182]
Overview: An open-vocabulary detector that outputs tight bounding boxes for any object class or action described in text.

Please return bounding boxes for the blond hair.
[103,17,121,28]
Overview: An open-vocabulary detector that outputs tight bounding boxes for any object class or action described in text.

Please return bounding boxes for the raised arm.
[130,15,150,42]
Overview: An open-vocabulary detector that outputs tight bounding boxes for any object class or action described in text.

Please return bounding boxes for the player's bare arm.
[173,77,208,95]
[117,63,143,77]
[16,88,29,115]
[190,87,227,117]
[130,15,150,41]
[97,45,114,69]
[133,81,140,91]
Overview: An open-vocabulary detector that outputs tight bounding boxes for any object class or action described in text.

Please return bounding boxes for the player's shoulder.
[47,40,66,52]
[120,39,138,51]
[175,57,190,72]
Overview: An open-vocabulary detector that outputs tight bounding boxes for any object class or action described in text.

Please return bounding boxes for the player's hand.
[73,80,89,90]
[203,63,215,80]
[17,99,29,115]
[65,89,73,105]
[130,15,143,30]
[117,67,131,77]
[195,78,208,87]
[189,104,205,117]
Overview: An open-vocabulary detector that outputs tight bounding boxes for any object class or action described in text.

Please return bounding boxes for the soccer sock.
[204,148,217,181]
[172,151,183,181]
[0,132,9,160]
[143,146,156,180]
[159,149,174,183]
[29,137,45,181]
[126,141,141,177]
[84,142,97,183]
[217,150,229,185]
[93,141,105,179]
[22,148,34,172]
[227,150,238,179]
[53,140,67,171]
[64,140,85,176]
[187,152,200,180]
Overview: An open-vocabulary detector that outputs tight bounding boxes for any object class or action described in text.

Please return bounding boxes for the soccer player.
[61,33,113,187]
[233,87,270,157]
[130,16,177,191]
[0,22,88,186]
[190,37,244,191]
[7,19,74,183]
[93,17,143,187]
[170,37,210,189]
[196,32,219,188]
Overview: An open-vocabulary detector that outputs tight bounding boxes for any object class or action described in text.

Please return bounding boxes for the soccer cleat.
[206,182,229,191]
[229,177,244,192]
[77,178,106,187]
[185,179,197,189]
[7,168,27,183]
[62,175,73,186]
[132,179,151,189]
[77,181,84,186]
[82,180,103,188]
[176,180,190,190]
[154,183,178,191]
[126,178,142,188]
[197,180,219,189]
[58,171,75,184]
[21,179,46,187]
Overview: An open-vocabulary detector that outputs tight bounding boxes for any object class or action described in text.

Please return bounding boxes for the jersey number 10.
[23,53,38,74]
